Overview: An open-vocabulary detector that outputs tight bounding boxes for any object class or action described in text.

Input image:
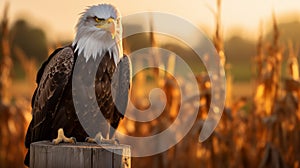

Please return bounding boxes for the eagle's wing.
[25,46,74,147]
[111,54,131,129]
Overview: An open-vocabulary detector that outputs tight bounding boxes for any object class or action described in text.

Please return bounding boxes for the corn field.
[1,1,300,168]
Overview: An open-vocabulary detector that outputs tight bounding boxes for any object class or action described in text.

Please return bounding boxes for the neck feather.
[72,30,122,65]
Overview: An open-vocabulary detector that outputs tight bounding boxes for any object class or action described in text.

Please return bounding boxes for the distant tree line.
[0,18,299,81]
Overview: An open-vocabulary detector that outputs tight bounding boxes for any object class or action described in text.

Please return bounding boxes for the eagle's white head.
[72,4,123,64]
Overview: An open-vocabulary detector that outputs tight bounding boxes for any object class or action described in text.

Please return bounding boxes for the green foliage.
[225,36,256,64]
[225,36,256,81]
[224,21,300,82]
[123,24,205,77]
[10,19,48,63]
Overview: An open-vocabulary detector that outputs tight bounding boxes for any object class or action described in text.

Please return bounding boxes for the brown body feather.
[24,45,130,166]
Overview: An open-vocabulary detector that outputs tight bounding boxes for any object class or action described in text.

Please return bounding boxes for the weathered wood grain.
[30,141,130,168]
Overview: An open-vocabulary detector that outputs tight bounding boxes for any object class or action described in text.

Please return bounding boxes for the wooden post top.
[31,141,130,150]
[30,141,131,168]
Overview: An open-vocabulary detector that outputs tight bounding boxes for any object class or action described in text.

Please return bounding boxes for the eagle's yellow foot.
[85,137,97,143]
[52,128,76,145]
[85,132,119,145]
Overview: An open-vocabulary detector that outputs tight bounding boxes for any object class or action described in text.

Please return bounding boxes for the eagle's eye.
[94,17,105,23]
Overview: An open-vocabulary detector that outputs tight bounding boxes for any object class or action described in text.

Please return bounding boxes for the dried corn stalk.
[254,12,283,116]
[0,4,12,104]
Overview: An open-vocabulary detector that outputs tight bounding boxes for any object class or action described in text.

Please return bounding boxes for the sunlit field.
[1,0,300,167]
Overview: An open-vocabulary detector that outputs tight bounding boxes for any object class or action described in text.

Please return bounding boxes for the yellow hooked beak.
[96,18,116,39]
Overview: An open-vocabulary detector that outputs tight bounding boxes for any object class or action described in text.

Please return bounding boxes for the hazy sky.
[1,0,300,41]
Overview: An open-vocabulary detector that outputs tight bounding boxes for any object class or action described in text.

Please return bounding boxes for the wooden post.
[30,141,131,168]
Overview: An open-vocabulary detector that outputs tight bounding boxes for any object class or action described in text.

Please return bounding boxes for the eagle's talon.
[52,138,62,145]
[69,137,77,144]
[85,132,118,145]
[85,137,96,143]
[52,128,76,145]
[114,138,120,145]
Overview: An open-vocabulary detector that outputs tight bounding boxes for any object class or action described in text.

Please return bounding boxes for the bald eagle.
[24,4,130,166]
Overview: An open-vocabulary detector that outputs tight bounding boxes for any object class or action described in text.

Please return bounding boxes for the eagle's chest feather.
[71,52,117,119]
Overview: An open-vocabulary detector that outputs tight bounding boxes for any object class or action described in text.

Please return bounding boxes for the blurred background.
[0,0,300,167]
